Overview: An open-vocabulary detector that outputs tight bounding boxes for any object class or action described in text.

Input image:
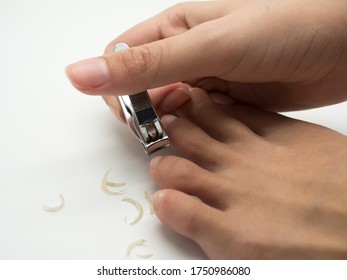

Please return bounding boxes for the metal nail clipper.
[113,43,170,155]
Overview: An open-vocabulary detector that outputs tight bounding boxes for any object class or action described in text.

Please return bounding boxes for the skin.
[66,0,347,112]
[65,0,347,258]
[151,87,347,259]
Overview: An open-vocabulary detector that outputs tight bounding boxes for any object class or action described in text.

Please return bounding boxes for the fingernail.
[65,57,110,89]
[153,190,167,214]
[160,114,177,128]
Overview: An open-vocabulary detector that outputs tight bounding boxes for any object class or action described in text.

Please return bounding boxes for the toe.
[148,83,191,115]
[227,104,304,141]
[152,189,227,257]
[150,155,230,208]
[161,114,232,169]
[177,88,255,142]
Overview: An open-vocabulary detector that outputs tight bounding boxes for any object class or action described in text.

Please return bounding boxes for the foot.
[150,88,347,259]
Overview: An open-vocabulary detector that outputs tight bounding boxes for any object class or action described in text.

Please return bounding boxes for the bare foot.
[150,88,347,259]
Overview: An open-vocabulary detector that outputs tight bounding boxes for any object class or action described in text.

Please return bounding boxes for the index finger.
[104,1,227,54]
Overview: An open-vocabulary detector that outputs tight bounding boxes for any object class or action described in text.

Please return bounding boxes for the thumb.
[65,20,226,96]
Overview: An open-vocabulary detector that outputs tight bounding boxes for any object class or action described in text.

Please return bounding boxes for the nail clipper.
[113,43,170,155]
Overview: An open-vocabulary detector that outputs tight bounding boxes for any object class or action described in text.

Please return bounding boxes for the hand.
[150,88,347,259]
[66,0,347,116]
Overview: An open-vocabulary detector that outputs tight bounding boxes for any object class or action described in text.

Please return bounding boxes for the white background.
[0,0,346,260]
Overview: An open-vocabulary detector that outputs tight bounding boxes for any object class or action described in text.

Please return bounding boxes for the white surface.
[0,0,346,260]
[0,0,204,260]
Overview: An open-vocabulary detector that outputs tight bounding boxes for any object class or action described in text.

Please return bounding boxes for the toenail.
[150,156,162,170]
[160,87,190,113]
[153,190,167,214]
[209,92,235,105]
[189,87,202,94]
[161,114,177,128]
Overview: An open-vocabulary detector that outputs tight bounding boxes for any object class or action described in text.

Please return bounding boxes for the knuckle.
[119,45,154,83]
[170,2,189,14]
[171,2,184,12]
[190,126,211,148]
